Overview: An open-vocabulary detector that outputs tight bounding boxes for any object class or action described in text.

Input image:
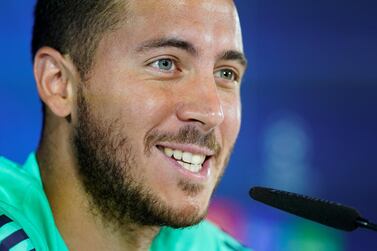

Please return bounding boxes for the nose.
[176,75,224,132]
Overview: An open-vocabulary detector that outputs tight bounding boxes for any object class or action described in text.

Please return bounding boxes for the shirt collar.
[23,152,43,186]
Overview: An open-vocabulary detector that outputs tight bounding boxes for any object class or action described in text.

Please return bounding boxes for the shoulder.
[0,213,35,250]
[0,157,37,250]
[0,156,39,207]
[0,156,49,250]
[0,156,37,187]
[0,155,69,251]
[0,156,22,174]
[151,220,252,251]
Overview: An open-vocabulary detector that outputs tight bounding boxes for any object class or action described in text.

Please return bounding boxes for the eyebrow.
[136,37,247,67]
[136,37,198,55]
[217,50,248,67]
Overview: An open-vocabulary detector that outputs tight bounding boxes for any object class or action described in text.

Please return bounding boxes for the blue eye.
[214,69,238,81]
[151,58,175,71]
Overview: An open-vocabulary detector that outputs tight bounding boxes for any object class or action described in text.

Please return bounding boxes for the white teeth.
[164,147,173,157]
[173,150,182,160]
[182,152,192,163]
[192,154,205,165]
[177,161,202,173]
[161,147,207,173]
[183,162,191,170]
[191,164,201,172]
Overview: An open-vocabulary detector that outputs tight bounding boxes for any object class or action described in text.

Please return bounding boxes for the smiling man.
[0,0,249,250]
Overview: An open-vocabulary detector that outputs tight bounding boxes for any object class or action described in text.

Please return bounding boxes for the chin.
[166,203,208,228]
[163,193,211,228]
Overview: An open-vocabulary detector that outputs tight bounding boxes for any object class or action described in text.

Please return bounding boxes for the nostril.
[187,117,205,125]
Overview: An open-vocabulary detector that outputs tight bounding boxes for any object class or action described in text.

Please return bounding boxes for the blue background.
[1,1,376,250]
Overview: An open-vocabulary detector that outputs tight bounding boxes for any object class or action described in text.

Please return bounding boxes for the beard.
[72,86,227,230]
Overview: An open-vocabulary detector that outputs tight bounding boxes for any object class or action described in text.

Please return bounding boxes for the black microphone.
[249,186,377,232]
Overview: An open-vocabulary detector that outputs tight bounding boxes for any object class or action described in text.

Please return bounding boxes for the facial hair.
[72,86,229,230]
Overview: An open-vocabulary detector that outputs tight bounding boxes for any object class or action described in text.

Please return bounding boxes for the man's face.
[73,0,246,228]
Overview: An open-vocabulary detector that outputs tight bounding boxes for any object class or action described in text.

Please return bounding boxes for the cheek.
[120,86,176,130]
[86,69,176,133]
[100,88,177,149]
[221,94,241,144]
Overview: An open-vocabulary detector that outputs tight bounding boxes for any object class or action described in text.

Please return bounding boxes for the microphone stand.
[250,186,377,233]
[356,218,377,232]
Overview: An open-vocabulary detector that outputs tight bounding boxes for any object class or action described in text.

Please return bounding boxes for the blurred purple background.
[1,1,376,250]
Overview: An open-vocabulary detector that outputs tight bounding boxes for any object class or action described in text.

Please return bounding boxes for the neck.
[37,125,160,251]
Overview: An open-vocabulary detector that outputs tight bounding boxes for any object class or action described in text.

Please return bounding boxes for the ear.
[33,47,78,118]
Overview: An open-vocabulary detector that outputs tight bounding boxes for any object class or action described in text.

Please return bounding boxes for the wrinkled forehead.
[125,0,243,52]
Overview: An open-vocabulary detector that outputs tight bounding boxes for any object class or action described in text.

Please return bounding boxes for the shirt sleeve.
[0,214,35,251]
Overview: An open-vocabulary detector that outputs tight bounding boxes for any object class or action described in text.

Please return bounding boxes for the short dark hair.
[31,0,127,78]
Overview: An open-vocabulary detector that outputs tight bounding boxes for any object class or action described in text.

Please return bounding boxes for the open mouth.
[157,145,210,173]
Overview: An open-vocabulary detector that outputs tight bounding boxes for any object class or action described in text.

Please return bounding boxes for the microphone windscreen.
[250,186,360,231]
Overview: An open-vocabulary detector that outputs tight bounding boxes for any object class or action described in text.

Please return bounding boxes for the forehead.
[122,0,243,52]
[128,0,237,18]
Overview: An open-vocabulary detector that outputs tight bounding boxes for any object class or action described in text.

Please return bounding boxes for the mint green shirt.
[0,154,250,251]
